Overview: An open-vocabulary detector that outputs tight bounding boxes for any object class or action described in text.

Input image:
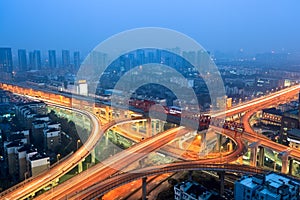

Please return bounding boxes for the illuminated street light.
[77,139,81,150]
[24,171,29,180]
[57,153,61,163]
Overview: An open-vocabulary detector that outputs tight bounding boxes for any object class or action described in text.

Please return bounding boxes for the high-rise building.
[29,52,34,70]
[62,50,70,67]
[18,49,27,72]
[29,50,42,70]
[48,50,56,68]
[33,50,42,70]
[73,51,80,70]
[0,47,13,73]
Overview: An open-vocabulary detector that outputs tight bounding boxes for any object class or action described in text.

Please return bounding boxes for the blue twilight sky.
[0,0,299,56]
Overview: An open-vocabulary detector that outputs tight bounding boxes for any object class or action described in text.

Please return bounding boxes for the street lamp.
[77,139,81,150]
[24,171,29,180]
[57,153,61,163]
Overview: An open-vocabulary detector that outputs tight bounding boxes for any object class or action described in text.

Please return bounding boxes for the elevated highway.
[1,82,300,199]
[33,125,244,200]
[0,103,146,200]
[70,163,268,200]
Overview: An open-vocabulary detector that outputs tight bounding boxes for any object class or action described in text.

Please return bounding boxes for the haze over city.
[1,0,300,56]
[1,1,300,200]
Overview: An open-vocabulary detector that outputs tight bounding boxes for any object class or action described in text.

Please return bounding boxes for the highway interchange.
[0,83,300,199]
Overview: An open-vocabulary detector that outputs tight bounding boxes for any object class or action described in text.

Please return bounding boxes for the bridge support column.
[258,147,264,167]
[288,159,294,175]
[136,122,140,133]
[216,134,222,152]
[105,132,109,146]
[147,118,152,138]
[78,161,83,173]
[142,177,147,200]
[250,147,258,167]
[91,149,96,164]
[199,132,207,156]
[152,120,157,136]
[139,157,147,168]
[227,140,233,152]
[105,106,110,121]
[273,152,278,171]
[281,155,289,174]
[218,171,225,196]
[96,195,103,200]
[188,171,193,181]
[158,121,164,132]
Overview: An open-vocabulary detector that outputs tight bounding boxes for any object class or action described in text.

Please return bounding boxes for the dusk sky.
[1,0,300,56]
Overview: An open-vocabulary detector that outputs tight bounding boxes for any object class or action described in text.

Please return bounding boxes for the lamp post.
[24,171,29,180]
[77,139,81,150]
[57,153,61,163]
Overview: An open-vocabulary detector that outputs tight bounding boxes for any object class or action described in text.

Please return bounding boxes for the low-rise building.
[174,181,216,200]
[234,173,300,200]
[4,141,24,177]
[28,153,50,177]
[261,108,282,127]
[287,129,300,150]
[280,109,299,145]
[43,128,61,151]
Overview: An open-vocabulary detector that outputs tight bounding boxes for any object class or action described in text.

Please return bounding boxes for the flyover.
[68,163,268,200]
[33,125,244,200]
[0,103,149,200]
[1,82,300,199]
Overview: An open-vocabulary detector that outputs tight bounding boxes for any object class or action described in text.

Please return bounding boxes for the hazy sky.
[1,0,299,56]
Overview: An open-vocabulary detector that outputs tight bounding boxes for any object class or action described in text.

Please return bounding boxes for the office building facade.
[74,51,80,70]
[0,47,13,73]
[18,49,27,71]
[48,50,57,68]
[62,50,70,67]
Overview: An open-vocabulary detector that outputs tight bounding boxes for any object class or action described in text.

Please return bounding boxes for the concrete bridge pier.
[258,146,264,167]
[78,161,83,173]
[288,159,294,175]
[105,132,109,146]
[250,147,257,167]
[96,195,103,200]
[91,149,96,164]
[218,171,225,196]
[142,177,147,200]
[188,170,193,181]
[249,142,259,167]
[146,118,152,138]
[215,134,222,152]
[199,131,207,156]
[105,106,112,121]
[279,152,289,174]
[135,121,140,133]
[158,121,164,133]
[227,140,233,152]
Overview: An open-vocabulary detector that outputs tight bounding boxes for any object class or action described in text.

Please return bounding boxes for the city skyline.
[1,1,300,199]
[1,0,300,56]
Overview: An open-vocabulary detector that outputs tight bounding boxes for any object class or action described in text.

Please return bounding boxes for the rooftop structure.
[235,172,300,200]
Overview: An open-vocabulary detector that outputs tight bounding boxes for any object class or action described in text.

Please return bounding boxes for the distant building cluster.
[0,47,81,74]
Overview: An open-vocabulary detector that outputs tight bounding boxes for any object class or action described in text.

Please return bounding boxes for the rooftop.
[262,108,282,116]
[29,153,49,161]
[287,128,300,139]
